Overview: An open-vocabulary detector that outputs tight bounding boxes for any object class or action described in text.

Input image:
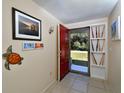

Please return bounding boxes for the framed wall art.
[22,42,44,51]
[22,42,35,50]
[12,7,41,41]
[35,43,44,49]
[111,16,121,40]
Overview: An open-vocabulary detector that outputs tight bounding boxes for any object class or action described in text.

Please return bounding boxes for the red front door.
[60,24,69,80]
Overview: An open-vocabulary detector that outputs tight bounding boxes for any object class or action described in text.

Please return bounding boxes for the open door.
[69,27,90,76]
[57,24,70,81]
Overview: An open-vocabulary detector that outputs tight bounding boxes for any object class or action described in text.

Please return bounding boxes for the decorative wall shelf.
[91,51,105,54]
[90,38,105,40]
[91,64,105,68]
[90,24,107,80]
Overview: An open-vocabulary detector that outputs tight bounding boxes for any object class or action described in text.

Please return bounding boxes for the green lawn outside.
[71,50,88,66]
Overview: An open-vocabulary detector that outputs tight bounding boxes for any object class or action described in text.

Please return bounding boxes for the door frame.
[57,24,69,81]
[57,25,91,81]
[57,24,60,81]
[69,26,90,76]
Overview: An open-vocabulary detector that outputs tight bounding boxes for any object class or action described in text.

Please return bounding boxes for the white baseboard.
[41,80,57,93]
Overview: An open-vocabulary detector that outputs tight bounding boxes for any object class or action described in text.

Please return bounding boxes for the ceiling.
[33,0,118,24]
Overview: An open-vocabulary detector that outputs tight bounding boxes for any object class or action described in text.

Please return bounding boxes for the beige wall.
[2,0,61,93]
[108,0,121,93]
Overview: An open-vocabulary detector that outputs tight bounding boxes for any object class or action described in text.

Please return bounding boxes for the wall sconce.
[49,26,54,34]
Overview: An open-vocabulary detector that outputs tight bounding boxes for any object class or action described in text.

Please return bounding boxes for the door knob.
[60,50,62,56]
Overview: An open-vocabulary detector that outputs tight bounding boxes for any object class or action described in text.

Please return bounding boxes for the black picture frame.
[12,7,42,41]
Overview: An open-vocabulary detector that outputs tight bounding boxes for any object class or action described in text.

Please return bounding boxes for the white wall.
[66,18,108,80]
[2,0,61,93]
[108,0,121,93]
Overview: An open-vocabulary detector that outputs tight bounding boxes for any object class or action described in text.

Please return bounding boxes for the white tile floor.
[45,73,110,93]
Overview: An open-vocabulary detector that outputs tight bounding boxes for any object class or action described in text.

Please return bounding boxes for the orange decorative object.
[35,43,43,48]
[2,45,24,70]
[7,53,23,64]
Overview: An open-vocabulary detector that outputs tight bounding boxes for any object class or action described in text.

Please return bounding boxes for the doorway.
[58,24,70,81]
[69,27,90,75]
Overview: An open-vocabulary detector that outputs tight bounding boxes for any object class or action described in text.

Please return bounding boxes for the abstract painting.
[111,16,121,40]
